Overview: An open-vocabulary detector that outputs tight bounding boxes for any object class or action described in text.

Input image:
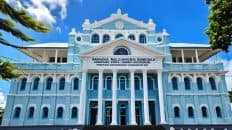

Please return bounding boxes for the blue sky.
[0,0,232,106]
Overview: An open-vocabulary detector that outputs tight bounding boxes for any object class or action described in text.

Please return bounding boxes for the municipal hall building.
[2,9,232,129]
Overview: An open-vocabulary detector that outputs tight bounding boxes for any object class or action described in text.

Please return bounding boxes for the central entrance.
[89,101,98,125]
[118,101,128,125]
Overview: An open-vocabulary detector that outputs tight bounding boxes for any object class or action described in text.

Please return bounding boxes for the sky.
[0,0,232,107]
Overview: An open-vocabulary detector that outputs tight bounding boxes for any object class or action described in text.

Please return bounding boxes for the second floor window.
[73,78,79,90]
[184,77,191,90]
[46,77,53,90]
[33,78,40,90]
[172,77,178,90]
[59,78,65,90]
[209,77,216,90]
[119,76,127,90]
[197,77,203,90]
[20,78,27,91]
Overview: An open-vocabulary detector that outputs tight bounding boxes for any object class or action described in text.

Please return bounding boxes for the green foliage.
[0,59,20,80]
[0,0,51,80]
[0,0,50,46]
[205,0,232,52]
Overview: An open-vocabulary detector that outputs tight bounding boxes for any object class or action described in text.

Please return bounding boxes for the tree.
[205,0,232,52]
[0,0,50,80]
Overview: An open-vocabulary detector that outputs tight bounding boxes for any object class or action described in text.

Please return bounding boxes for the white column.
[142,70,151,125]
[96,70,103,125]
[157,70,166,124]
[130,70,137,125]
[181,49,184,63]
[55,49,58,63]
[78,70,87,125]
[195,49,199,63]
[111,70,118,125]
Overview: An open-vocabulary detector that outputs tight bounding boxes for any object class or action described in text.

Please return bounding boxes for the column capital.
[98,69,104,73]
[142,69,148,73]
[82,69,88,73]
[112,69,118,73]
[157,69,163,73]
[129,69,135,73]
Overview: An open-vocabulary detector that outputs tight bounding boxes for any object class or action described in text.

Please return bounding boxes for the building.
[2,9,232,129]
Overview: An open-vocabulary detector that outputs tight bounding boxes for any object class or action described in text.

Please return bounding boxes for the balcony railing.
[164,62,224,71]
[14,63,80,71]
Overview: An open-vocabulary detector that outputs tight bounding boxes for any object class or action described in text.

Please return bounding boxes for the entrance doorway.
[149,101,156,125]
[118,101,128,125]
[135,101,142,125]
[89,101,98,125]
[105,101,112,125]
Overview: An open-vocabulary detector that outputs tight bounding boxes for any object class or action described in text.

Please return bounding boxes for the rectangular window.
[62,57,67,63]
[178,57,182,63]
[49,57,55,63]
[172,57,176,63]
[57,57,61,63]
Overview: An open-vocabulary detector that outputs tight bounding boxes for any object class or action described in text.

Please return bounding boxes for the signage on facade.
[92,57,156,66]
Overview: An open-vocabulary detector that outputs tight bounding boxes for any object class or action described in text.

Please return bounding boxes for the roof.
[24,43,68,48]
[169,43,210,48]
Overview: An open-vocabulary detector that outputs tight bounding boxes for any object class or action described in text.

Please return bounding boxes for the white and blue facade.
[2,9,232,127]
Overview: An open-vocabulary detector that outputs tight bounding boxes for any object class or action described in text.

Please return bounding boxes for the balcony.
[14,63,80,71]
[164,62,224,71]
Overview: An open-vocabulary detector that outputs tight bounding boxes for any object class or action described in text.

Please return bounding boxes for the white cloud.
[5,0,69,26]
[56,26,62,33]
[0,92,6,108]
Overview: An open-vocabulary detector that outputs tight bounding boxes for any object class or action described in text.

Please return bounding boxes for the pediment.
[79,38,165,58]
[83,9,155,31]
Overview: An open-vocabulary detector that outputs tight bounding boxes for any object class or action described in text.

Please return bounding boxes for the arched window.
[215,106,222,118]
[188,106,194,118]
[135,77,141,90]
[128,34,135,40]
[172,77,178,90]
[33,78,40,90]
[57,107,63,118]
[42,107,49,118]
[20,78,27,91]
[59,77,65,90]
[14,107,21,118]
[139,34,146,43]
[103,34,110,43]
[119,76,126,90]
[209,77,216,90]
[201,106,208,118]
[28,107,35,118]
[148,77,154,90]
[115,34,123,39]
[46,77,53,90]
[174,106,180,118]
[91,34,100,43]
[92,76,98,90]
[105,76,112,90]
[73,78,79,90]
[114,47,130,55]
[197,77,203,90]
[184,77,191,90]
[71,107,78,118]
